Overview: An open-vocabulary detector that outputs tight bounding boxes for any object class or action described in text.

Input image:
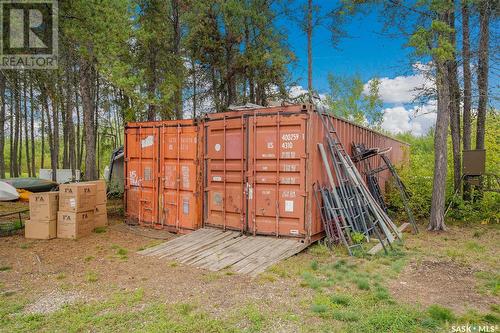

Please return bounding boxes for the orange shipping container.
[203,104,409,242]
[124,120,202,233]
[124,104,409,242]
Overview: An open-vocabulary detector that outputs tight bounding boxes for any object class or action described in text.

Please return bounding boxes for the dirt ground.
[0,199,498,332]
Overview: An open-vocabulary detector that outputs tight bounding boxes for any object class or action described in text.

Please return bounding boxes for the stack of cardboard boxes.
[58,183,96,239]
[25,192,59,239]
[26,180,108,240]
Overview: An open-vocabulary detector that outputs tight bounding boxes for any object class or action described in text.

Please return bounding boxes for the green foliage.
[326,73,383,126]
[388,113,499,221]
[427,305,455,322]
[351,231,365,244]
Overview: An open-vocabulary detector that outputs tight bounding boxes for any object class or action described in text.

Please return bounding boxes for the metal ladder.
[317,107,402,241]
[380,154,418,233]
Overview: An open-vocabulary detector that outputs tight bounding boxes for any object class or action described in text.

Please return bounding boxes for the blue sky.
[279,1,415,94]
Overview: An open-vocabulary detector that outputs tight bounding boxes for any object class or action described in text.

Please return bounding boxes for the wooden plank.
[246,243,308,276]
[196,237,272,271]
[158,231,235,259]
[171,232,242,262]
[139,228,218,256]
[180,235,247,264]
[367,223,410,255]
[234,239,301,275]
[150,229,226,257]
[206,237,283,271]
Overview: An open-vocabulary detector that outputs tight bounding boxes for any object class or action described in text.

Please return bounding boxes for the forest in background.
[0,0,497,226]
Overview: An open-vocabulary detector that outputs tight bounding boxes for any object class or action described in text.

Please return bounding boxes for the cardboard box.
[29,192,59,221]
[25,219,57,239]
[57,210,95,239]
[59,183,96,212]
[94,213,108,228]
[94,203,108,228]
[87,180,107,204]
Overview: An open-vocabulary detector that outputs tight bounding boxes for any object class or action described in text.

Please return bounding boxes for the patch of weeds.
[310,303,328,314]
[373,286,390,301]
[301,271,322,290]
[476,271,500,296]
[308,243,331,257]
[354,278,370,291]
[258,273,277,283]
[330,294,352,306]
[473,229,486,238]
[176,303,196,316]
[331,309,360,322]
[348,305,421,332]
[169,262,178,267]
[84,256,95,262]
[483,313,499,324]
[93,227,107,234]
[0,266,12,271]
[85,271,99,283]
[390,259,406,274]
[420,317,440,330]
[19,243,31,250]
[465,241,485,252]
[240,304,266,332]
[427,304,455,322]
[201,272,221,283]
[114,247,128,260]
[137,240,163,251]
[310,260,319,271]
[491,304,500,313]
[55,273,66,280]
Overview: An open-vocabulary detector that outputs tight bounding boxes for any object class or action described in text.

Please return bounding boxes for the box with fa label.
[59,183,96,212]
[29,192,59,221]
[57,210,95,239]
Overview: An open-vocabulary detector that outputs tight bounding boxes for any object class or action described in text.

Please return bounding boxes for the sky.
[276,1,488,137]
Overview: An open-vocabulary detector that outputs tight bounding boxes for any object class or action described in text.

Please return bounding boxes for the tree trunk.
[80,58,97,180]
[9,86,14,177]
[66,71,76,178]
[23,74,31,177]
[0,72,6,179]
[462,0,472,199]
[476,0,490,151]
[447,8,461,192]
[429,61,450,231]
[41,93,45,170]
[51,90,60,179]
[13,77,20,177]
[41,88,55,181]
[30,79,36,177]
[172,0,183,119]
[307,0,313,101]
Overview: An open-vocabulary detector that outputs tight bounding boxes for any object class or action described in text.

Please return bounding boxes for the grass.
[0,222,498,333]
[0,290,238,333]
[0,266,12,271]
[85,271,99,283]
[93,227,107,234]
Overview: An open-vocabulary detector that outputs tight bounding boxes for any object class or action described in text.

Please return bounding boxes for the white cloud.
[364,63,435,104]
[381,102,437,136]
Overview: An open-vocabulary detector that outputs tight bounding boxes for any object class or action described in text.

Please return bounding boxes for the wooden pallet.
[138,228,309,276]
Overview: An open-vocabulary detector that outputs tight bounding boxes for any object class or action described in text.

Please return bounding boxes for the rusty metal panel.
[124,125,159,227]
[159,122,201,233]
[125,120,201,233]
[204,115,246,231]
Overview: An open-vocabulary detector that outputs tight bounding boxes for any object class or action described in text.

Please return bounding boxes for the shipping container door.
[204,116,246,231]
[160,124,200,232]
[124,126,159,227]
[247,113,307,237]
